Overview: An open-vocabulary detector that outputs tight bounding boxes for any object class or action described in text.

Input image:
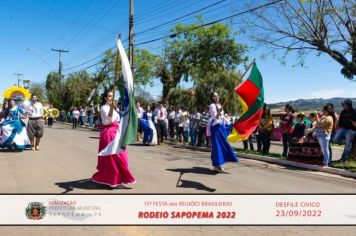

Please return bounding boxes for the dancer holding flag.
[208,61,265,173]
[208,92,238,173]
[92,38,137,188]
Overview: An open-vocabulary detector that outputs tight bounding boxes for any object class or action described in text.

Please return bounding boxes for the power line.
[63,0,119,50]
[63,1,226,72]
[52,0,95,48]
[135,0,205,25]
[64,39,128,74]
[134,0,187,22]
[64,0,200,70]
[52,48,69,77]
[14,73,23,86]
[27,48,55,70]
[136,0,284,46]
[135,0,226,36]
[65,0,282,76]
[0,0,111,32]
[136,0,238,36]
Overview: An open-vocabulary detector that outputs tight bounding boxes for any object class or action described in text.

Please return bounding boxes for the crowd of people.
[135,101,212,147]
[279,99,356,167]
[58,105,96,129]
[134,98,356,168]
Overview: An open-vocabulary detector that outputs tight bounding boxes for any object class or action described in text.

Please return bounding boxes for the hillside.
[269,98,356,113]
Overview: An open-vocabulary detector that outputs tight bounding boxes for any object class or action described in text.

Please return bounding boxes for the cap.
[342,99,352,107]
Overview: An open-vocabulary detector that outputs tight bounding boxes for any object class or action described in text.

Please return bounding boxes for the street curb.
[170,143,356,179]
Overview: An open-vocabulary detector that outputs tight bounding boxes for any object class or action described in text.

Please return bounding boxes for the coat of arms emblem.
[25,202,46,220]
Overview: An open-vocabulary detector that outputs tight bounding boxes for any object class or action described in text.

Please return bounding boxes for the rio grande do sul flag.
[116,38,138,148]
[227,62,264,142]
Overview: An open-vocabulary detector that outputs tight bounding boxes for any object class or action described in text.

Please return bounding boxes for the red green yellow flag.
[227,62,264,142]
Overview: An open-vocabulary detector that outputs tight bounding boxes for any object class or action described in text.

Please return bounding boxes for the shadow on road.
[166,168,218,192]
[129,143,149,146]
[177,178,216,192]
[0,149,24,152]
[48,127,66,130]
[167,167,218,176]
[55,178,131,194]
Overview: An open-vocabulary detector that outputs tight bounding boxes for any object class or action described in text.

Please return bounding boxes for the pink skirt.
[92,122,135,187]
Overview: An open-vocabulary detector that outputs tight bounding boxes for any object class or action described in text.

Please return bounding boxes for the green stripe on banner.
[249,63,263,91]
[234,109,263,137]
[237,94,264,121]
[121,92,138,147]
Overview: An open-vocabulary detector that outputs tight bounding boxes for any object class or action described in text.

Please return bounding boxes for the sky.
[0,0,355,104]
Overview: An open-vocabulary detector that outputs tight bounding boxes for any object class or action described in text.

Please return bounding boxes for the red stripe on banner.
[233,109,263,138]
[235,80,260,108]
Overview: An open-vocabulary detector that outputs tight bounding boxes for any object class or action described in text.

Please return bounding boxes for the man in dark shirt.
[352,109,356,128]
[197,106,210,147]
[333,99,356,161]
[350,109,356,160]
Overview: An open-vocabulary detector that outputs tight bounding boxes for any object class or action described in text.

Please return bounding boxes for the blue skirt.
[140,119,157,145]
[210,123,239,166]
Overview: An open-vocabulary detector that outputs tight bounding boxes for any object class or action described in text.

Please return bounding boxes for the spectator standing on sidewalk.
[189,108,200,146]
[315,104,334,167]
[350,109,356,160]
[71,107,80,129]
[197,106,210,147]
[79,106,86,127]
[333,99,355,162]
[87,105,95,128]
[257,104,273,154]
[280,104,295,157]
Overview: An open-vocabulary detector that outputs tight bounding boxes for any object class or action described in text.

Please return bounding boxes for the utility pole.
[52,48,68,108]
[51,48,69,77]
[14,73,23,86]
[128,0,134,72]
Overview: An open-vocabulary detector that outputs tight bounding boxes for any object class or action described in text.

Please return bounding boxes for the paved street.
[0,123,355,194]
[1,123,356,235]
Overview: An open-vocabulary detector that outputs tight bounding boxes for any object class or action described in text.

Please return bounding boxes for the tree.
[156,44,190,103]
[167,87,195,110]
[89,48,159,106]
[246,0,356,79]
[29,82,47,103]
[134,85,155,108]
[194,69,243,114]
[157,19,248,111]
[45,72,63,108]
[63,71,94,110]
[134,49,160,86]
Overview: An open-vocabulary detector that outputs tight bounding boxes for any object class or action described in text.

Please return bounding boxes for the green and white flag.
[116,38,138,148]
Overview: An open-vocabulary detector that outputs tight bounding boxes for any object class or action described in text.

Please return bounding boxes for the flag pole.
[222,58,255,108]
[112,34,122,103]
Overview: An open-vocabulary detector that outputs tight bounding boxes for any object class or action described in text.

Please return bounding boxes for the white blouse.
[100,104,120,125]
[209,103,224,119]
[146,112,153,119]
[208,103,230,127]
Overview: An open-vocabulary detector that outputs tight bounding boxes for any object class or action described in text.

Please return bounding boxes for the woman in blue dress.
[0,99,31,150]
[140,105,157,145]
[208,92,238,173]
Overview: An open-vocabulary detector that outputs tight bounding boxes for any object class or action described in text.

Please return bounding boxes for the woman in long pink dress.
[92,90,136,187]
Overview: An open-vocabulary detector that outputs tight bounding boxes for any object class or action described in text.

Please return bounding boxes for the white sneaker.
[213,166,224,173]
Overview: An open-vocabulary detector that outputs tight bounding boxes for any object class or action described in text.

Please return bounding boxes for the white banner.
[2,195,356,225]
